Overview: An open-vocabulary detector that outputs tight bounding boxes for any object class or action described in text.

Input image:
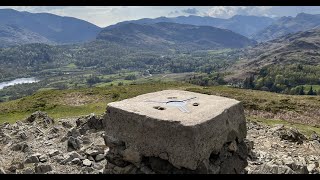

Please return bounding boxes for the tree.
[307,86,315,95]
[86,75,101,87]
[243,75,255,89]
[299,86,305,95]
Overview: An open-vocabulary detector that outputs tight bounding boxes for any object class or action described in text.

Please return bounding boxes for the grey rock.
[67,127,80,138]
[310,132,320,141]
[86,114,103,130]
[0,167,5,174]
[251,163,295,174]
[288,158,308,174]
[11,142,29,152]
[69,151,83,159]
[67,136,82,151]
[95,154,105,162]
[81,166,94,174]
[48,149,60,157]
[61,121,73,129]
[61,151,83,164]
[19,131,28,140]
[269,124,284,133]
[83,159,92,167]
[88,156,95,161]
[35,164,52,174]
[85,149,101,157]
[25,154,40,164]
[39,154,48,162]
[307,164,316,173]
[279,128,307,144]
[81,136,91,144]
[25,111,54,128]
[53,155,65,163]
[20,167,34,174]
[92,163,104,170]
[71,158,81,165]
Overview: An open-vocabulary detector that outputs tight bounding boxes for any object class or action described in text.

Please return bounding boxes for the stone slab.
[104,90,246,170]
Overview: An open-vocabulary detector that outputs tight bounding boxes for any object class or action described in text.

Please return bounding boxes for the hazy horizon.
[1,6,320,27]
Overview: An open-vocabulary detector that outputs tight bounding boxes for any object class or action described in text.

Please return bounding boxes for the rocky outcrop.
[245,121,320,174]
[24,111,54,128]
[0,113,107,174]
[0,110,319,174]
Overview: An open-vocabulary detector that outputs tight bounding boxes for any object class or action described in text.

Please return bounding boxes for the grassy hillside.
[1,82,320,136]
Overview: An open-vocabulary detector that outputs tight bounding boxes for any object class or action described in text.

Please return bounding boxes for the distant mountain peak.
[98,22,256,51]
[0,9,102,47]
[253,13,320,42]
[107,15,275,37]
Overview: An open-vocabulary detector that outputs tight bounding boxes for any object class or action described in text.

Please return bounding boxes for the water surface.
[0,77,39,90]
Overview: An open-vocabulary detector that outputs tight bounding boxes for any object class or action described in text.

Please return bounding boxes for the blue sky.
[1,6,320,27]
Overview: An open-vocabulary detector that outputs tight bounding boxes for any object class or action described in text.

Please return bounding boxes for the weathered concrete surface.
[104,90,247,170]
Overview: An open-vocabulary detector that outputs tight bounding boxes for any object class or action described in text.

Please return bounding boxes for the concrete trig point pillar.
[103,90,248,174]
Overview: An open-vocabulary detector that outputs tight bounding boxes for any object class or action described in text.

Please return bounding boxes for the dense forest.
[243,64,320,95]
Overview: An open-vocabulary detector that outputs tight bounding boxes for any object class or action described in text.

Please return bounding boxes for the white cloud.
[205,6,273,18]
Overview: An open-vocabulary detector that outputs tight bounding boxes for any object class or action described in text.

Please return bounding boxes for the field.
[1,81,320,137]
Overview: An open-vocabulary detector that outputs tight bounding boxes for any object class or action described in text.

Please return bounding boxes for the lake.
[0,77,39,90]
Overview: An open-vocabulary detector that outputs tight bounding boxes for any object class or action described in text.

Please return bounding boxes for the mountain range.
[253,13,320,42]
[1,9,320,48]
[225,28,320,81]
[0,8,101,47]
[98,22,256,51]
[107,15,276,38]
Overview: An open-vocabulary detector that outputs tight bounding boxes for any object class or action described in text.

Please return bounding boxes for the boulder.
[67,127,80,138]
[61,151,84,164]
[35,164,52,174]
[279,127,306,144]
[48,149,60,157]
[307,164,317,173]
[251,163,295,174]
[288,157,308,174]
[25,154,40,164]
[86,114,103,130]
[61,121,73,129]
[18,131,28,140]
[11,142,29,152]
[310,132,320,142]
[67,136,82,151]
[39,154,48,162]
[24,111,54,128]
[83,159,92,167]
[95,154,105,162]
[71,158,81,165]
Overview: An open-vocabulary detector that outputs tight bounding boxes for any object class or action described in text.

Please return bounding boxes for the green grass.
[248,116,320,137]
[1,82,320,133]
[0,82,193,124]
[37,88,57,92]
[65,63,77,69]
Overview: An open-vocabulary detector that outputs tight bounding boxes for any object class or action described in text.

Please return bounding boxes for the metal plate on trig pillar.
[144,97,197,113]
